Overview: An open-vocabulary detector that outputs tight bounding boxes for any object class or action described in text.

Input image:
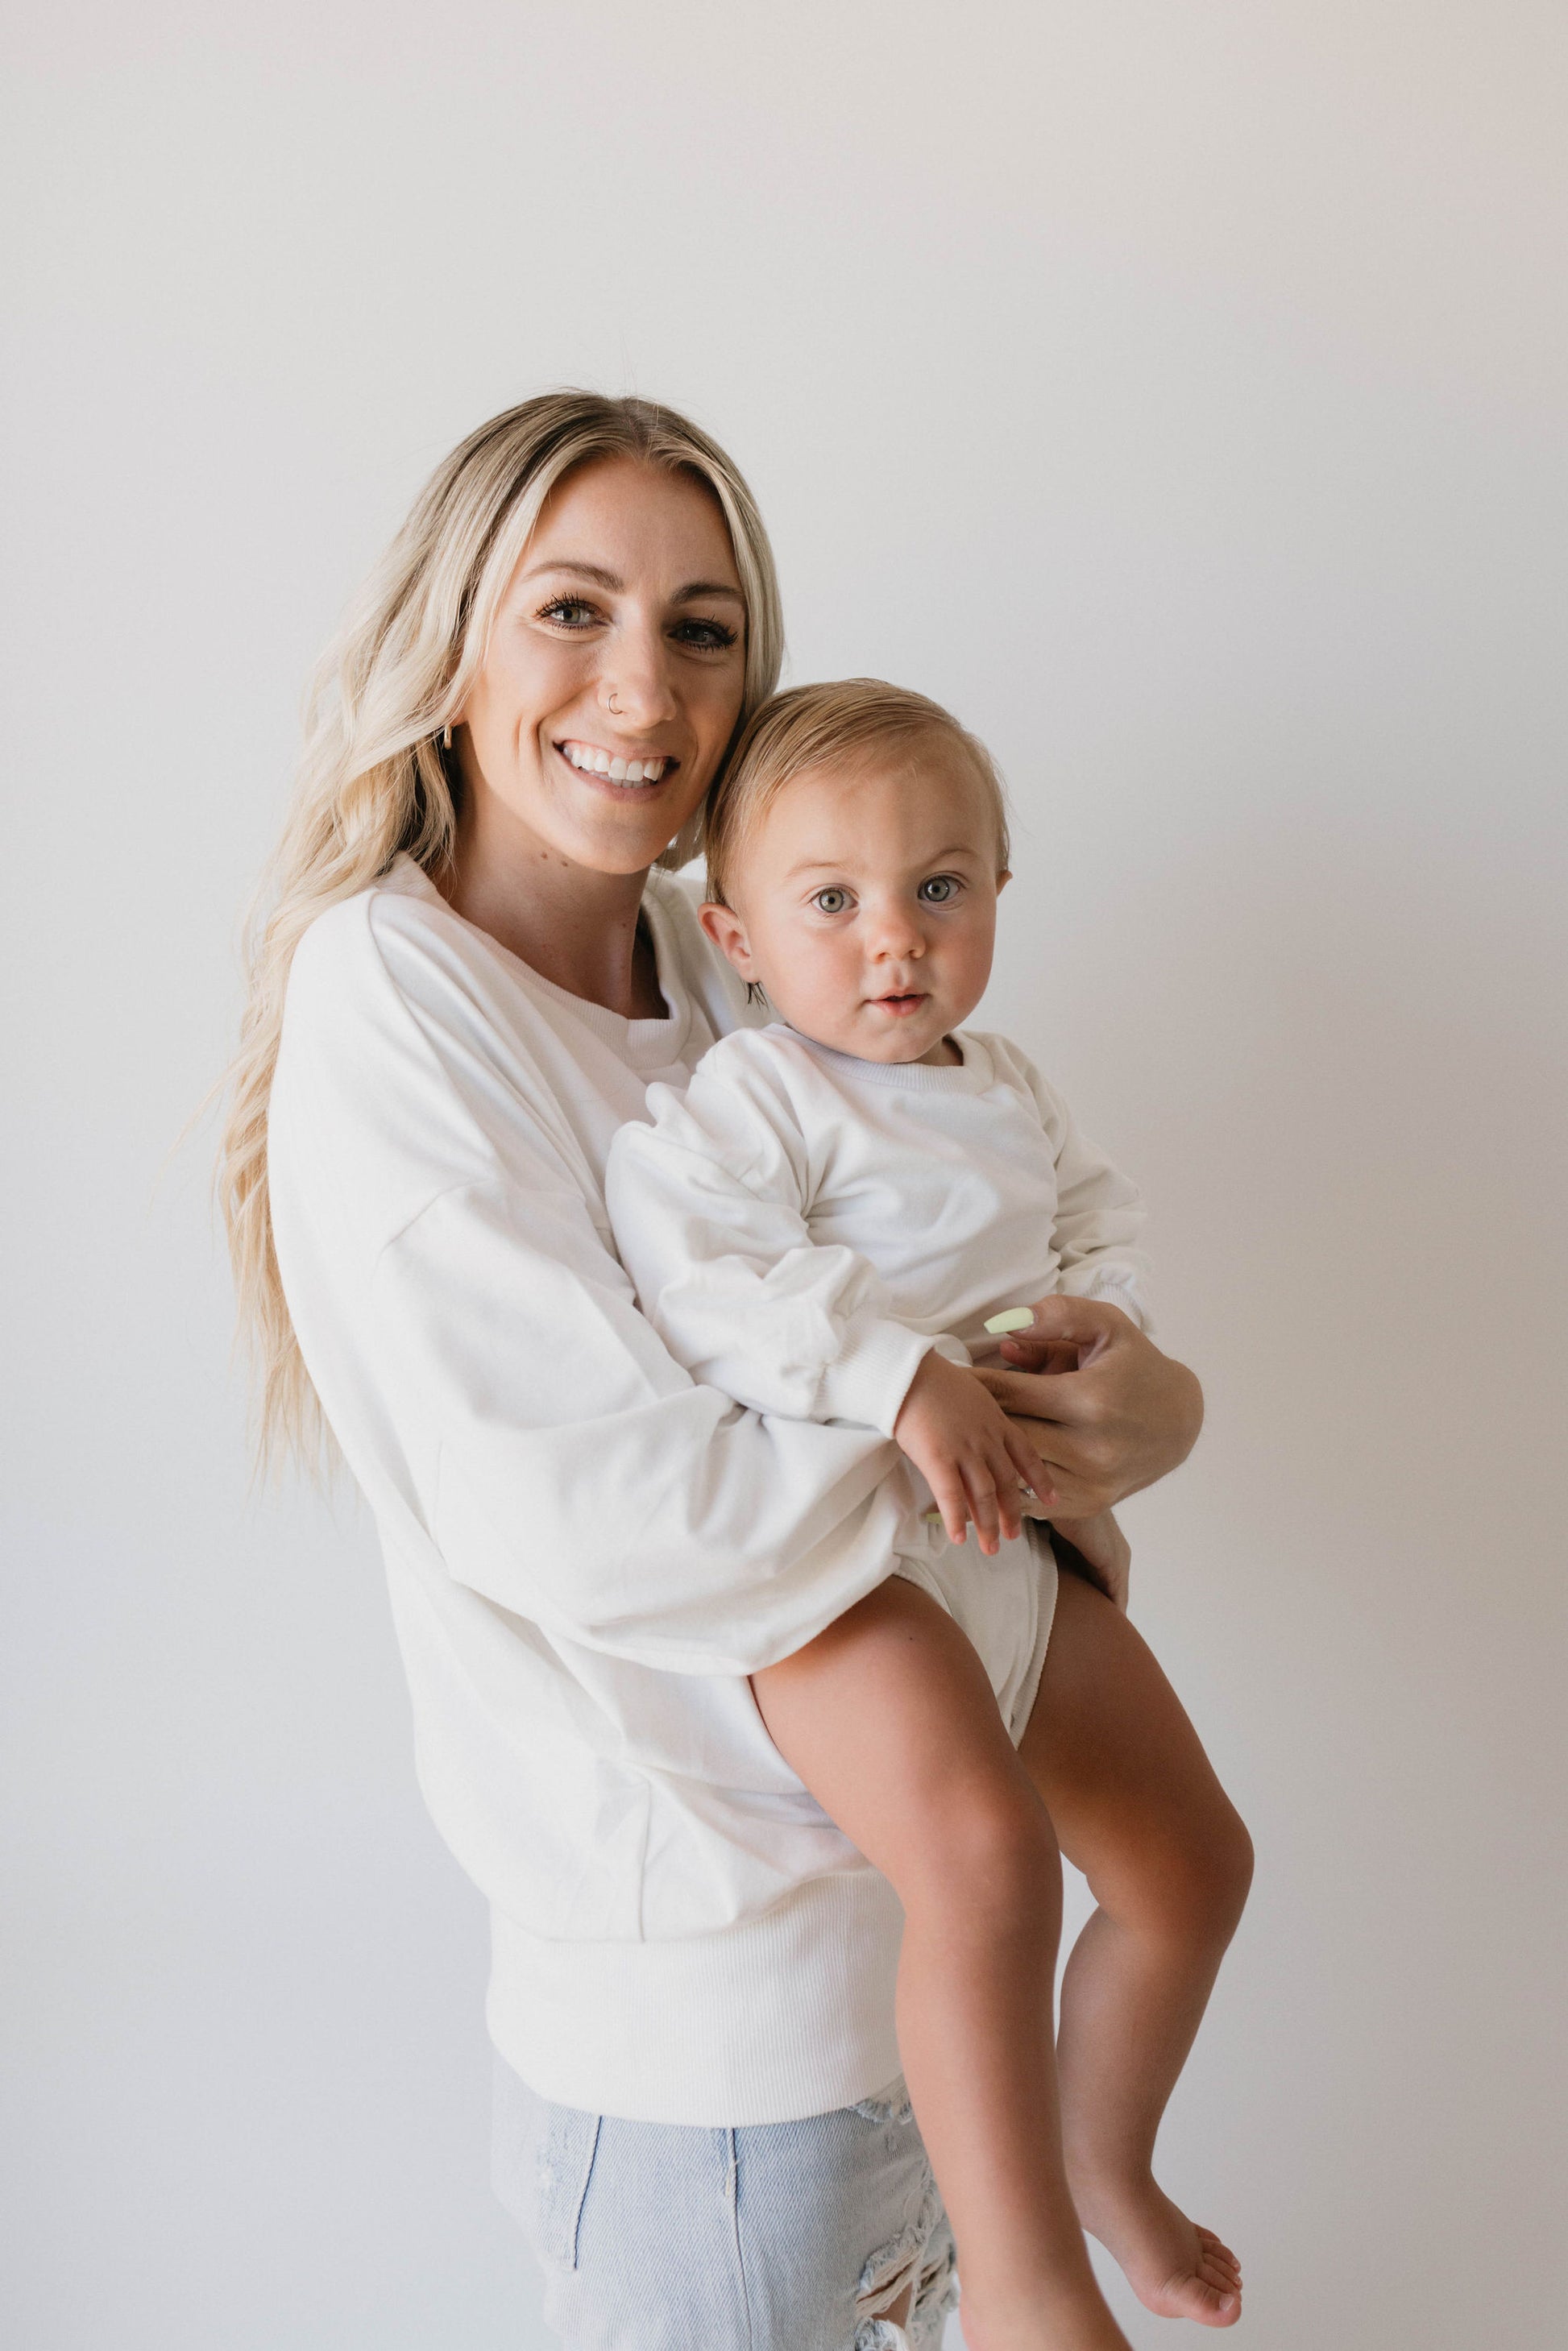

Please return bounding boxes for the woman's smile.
[452,453,748,887]
[555,736,676,786]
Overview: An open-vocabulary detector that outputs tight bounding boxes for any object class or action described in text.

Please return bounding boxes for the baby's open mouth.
[558,738,675,786]
[875,993,927,1015]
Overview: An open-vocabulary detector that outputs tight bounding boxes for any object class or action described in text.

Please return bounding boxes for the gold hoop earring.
[442,724,453,750]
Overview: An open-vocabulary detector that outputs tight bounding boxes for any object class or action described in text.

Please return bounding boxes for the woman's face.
[455,454,749,877]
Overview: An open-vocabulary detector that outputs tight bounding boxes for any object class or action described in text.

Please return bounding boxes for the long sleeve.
[605,1055,935,1439]
[268,885,922,1681]
[367,1165,921,1671]
[263,870,1159,2125]
[1016,1052,1154,1329]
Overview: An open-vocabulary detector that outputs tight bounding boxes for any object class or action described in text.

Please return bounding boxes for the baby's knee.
[1104,1792,1251,1955]
[1163,1798,1254,1947]
[923,1773,1062,1932]
[1207,1802,1254,1934]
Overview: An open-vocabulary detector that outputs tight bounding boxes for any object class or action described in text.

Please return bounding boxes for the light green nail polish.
[984,1307,1035,1336]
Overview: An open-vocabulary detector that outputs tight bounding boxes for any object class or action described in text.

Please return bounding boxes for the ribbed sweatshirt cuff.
[1064,1271,1153,1334]
[818,1316,937,1437]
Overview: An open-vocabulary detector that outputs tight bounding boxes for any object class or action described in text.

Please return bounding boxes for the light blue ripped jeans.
[492,2056,958,2349]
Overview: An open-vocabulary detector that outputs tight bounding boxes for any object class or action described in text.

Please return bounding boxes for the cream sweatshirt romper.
[605,1022,1152,1741]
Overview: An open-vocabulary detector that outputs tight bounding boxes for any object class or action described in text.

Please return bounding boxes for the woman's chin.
[554,800,696,877]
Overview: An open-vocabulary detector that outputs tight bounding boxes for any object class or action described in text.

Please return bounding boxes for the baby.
[605,681,1252,2351]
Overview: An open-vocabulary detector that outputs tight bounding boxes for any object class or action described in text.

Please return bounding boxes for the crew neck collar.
[784,1026,992,1093]
[386,856,693,1067]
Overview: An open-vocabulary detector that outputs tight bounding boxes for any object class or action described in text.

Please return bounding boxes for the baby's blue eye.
[813,888,850,914]
[919,874,959,903]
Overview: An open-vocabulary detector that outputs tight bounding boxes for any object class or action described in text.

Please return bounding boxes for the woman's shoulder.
[278,860,545,1131]
[273,861,604,1225]
[285,856,482,1026]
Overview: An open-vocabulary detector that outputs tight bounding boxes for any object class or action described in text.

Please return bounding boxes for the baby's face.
[703,738,1008,1064]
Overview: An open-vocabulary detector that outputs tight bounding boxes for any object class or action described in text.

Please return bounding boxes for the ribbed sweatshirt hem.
[486,1868,906,2126]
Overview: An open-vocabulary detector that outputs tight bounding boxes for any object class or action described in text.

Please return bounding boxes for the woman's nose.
[598,622,678,728]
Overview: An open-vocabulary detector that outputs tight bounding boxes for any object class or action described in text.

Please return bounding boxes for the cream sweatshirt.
[267,856,930,2126]
[604,1025,1151,1446]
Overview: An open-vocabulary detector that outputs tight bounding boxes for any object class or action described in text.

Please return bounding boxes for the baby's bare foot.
[1073,2176,1242,2328]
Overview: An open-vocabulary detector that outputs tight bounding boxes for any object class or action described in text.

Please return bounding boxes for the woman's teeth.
[560,740,669,785]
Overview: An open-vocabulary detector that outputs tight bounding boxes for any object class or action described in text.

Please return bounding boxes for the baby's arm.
[1003,1049,1154,1332]
[978,1051,1157,1598]
[607,1043,1054,1549]
[894,1349,1060,1555]
[607,1043,940,1437]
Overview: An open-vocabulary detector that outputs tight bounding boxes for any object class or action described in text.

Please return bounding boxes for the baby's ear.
[699,900,755,977]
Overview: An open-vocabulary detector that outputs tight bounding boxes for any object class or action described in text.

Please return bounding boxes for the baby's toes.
[1197,2228,1241,2278]
[1199,2276,1242,2318]
[1200,2279,1242,2324]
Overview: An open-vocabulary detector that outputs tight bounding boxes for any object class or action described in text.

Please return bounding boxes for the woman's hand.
[973,1296,1203,1518]
[1047,1509,1131,1612]
[893,1350,1056,1556]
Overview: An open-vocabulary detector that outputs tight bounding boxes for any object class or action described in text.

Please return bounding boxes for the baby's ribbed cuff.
[1065,1272,1153,1335]
[819,1318,943,1438]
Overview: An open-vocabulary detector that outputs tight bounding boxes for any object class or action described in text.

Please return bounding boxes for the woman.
[222,392,1203,2348]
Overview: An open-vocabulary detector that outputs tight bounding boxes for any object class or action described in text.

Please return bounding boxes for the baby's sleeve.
[1011,1051,1155,1331]
[605,1040,936,1438]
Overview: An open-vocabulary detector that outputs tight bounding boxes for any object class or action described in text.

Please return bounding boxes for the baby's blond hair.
[704,678,1010,907]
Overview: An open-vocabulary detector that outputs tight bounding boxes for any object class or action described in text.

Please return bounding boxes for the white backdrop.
[4,6,1565,2346]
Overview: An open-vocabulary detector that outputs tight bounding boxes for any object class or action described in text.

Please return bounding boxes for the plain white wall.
[4,4,1564,2345]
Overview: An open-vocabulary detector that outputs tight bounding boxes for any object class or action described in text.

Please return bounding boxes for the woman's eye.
[918,874,960,903]
[812,888,850,914]
[539,598,599,628]
[672,617,740,651]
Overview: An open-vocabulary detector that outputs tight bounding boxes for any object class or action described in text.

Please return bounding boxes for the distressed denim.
[493,2057,957,2349]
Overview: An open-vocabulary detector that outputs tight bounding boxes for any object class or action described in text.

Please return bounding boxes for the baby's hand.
[893,1350,1057,1556]
[1048,1508,1131,1612]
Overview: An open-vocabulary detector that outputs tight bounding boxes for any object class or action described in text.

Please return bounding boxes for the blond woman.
[222,392,1205,2349]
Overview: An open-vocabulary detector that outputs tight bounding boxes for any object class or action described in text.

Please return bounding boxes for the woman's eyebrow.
[516,559,744,605]
[518,559,624,588]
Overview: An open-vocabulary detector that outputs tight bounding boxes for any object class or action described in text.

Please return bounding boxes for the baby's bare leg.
[753,1578,1130,2351]
[1019,1572,1254,2328]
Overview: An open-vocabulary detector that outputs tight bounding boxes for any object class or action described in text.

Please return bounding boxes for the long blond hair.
[220,392,785,1473]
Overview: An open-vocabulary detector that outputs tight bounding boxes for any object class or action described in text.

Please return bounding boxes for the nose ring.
[606,689,621,715]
